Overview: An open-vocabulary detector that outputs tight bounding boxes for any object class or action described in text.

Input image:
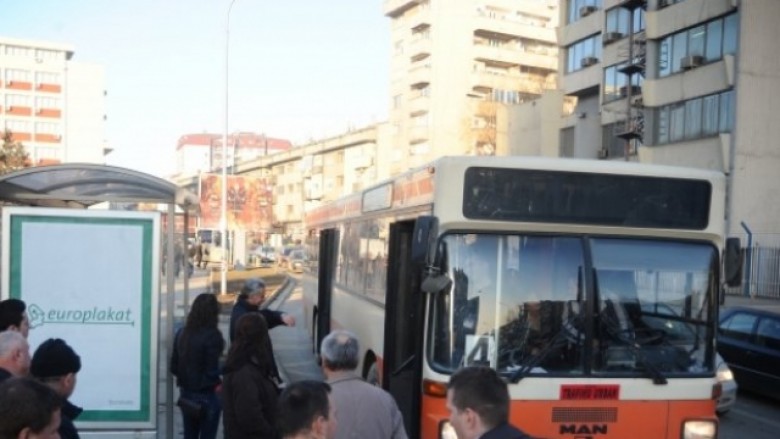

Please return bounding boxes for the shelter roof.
[0,163,198,209]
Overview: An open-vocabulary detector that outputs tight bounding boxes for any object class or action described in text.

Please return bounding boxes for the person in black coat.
[30,338,83,439]
[171,293,225,439]
[229,278,295,383]
[222,313,280,439]
[446,366,532,439]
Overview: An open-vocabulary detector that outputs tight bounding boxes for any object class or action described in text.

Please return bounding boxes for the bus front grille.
[551,408,618,423]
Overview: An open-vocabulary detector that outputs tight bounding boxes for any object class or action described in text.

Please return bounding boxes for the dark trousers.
[180,389,221,439]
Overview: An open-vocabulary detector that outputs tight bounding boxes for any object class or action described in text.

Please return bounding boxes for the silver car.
[716,353,737,415]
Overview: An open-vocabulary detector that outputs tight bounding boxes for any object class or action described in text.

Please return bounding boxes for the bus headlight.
[682,420,717,439]
[439,420,457,439]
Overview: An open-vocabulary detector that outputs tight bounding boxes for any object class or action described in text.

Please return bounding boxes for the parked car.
[639,303,736,414]
[288,250,306,273]
[718,306,780,400]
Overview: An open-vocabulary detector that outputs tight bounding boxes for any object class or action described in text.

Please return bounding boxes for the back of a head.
[186,293,220,330]
[30,338,81,379]
[0,377,62,439]
[320,329,359,371]
[277,380,332,438]
[0,299,25,332]
[448,366,510,429]
[225,313,271,372]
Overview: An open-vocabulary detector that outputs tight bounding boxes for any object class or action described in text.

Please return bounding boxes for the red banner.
[199,174,273,230]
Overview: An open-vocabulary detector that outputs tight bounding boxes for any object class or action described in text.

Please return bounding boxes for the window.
[567,0,602,24]
[5,69,30,82]
[756,318,780,350]
[35,71,60,85]
[720,312,758,342]
[35,49,60,60]
[36,97,60,110]
[603,63,643,103]
[5,120,30,133]
[5,45,32,57]
[656,90,734,145]
[658,13,738,77]
[566,35,602,73]
[36,122,60,135]
[5,94,31,107]
[605,7,645,36]
[602,123,627,158]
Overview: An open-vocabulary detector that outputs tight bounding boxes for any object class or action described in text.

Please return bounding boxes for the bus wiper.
[509,316,579,383]
[634,347,668,385]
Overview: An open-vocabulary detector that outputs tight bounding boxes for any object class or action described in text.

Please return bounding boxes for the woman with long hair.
[222,313,280,439]
[171,293,225,439]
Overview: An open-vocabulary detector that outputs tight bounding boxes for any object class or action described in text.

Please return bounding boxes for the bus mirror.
[421,272,452,294]
[724,237,742,287]
[412,216,438,266]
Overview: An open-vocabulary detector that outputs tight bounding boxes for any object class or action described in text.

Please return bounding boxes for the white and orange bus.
[301,156,741,439]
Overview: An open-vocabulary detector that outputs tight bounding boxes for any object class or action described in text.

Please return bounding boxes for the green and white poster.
[1,207,159,430]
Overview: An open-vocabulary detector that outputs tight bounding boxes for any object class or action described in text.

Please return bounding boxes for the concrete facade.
[0,36,107,165]
[384,0,559,174]
[552,0,780,236]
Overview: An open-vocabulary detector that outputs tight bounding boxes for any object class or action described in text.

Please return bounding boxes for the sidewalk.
[724,293,780,313]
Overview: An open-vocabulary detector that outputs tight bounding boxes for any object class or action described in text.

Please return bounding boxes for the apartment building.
[383,0,559,173]
[174,132,292,177]
[0,36,107,165]
[558,0,780,238]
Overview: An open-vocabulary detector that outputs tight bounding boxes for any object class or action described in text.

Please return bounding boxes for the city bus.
[300,156,742,439]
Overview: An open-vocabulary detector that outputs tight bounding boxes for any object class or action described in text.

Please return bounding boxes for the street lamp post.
[221,0,238,295]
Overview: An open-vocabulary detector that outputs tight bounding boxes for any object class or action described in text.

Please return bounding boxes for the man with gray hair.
[0,330,31,383]
[320,329,407,439]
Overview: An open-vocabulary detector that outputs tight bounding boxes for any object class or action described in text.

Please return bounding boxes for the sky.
[0,0,390,177]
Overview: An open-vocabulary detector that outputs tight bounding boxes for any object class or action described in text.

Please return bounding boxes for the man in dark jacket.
[229,278,295,342]
[30,338,83,439]
[446,366,532,439]
[0,330,30,383]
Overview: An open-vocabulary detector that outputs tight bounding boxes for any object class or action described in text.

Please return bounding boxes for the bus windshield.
[428,234,718,379]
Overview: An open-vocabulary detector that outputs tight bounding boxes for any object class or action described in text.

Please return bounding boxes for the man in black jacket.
[30,338,83,439]
[229,278,295,382]
[446,366,532,439]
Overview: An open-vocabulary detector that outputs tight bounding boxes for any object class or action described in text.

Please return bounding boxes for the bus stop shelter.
[0,163,197,438]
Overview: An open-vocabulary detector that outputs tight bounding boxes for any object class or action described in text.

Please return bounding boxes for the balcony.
[474,16,556,43]
[472,71,546,94]
[408,64,431,88]
[408,96,430,115]
[384,0,421,17]
[409,37,431,62]
[408,126,429,143]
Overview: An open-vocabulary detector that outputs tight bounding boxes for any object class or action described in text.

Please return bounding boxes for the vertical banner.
[199,173,273,230]
[1,207,159,430]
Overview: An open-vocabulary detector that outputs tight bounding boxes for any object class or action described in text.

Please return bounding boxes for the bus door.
[383,220,425,439]
[315,228,339,354]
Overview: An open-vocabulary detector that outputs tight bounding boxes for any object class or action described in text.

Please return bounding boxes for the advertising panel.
[199,173,273,230]
[1,207,159,430]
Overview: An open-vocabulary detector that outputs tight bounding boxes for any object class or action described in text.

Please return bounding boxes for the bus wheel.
[366,362,380,387]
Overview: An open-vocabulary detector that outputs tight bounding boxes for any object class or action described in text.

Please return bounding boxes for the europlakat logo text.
[28,304,135,328]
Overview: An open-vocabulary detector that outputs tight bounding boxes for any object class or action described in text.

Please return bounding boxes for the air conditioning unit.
[579,5,597,18]
[619,85,642,98]
[597,149,609,159]
[580,56,599,68]
[658,0,671,8]
[603,32,624,45]
[631,96,644,107]
[681,55,704,70]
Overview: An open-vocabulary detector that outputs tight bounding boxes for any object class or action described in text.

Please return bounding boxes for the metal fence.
[725,231,780,299]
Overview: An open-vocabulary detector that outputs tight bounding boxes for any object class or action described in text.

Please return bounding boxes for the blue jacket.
[59,399,83,439]
[170,326,225,392]
[481,423,532,439]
